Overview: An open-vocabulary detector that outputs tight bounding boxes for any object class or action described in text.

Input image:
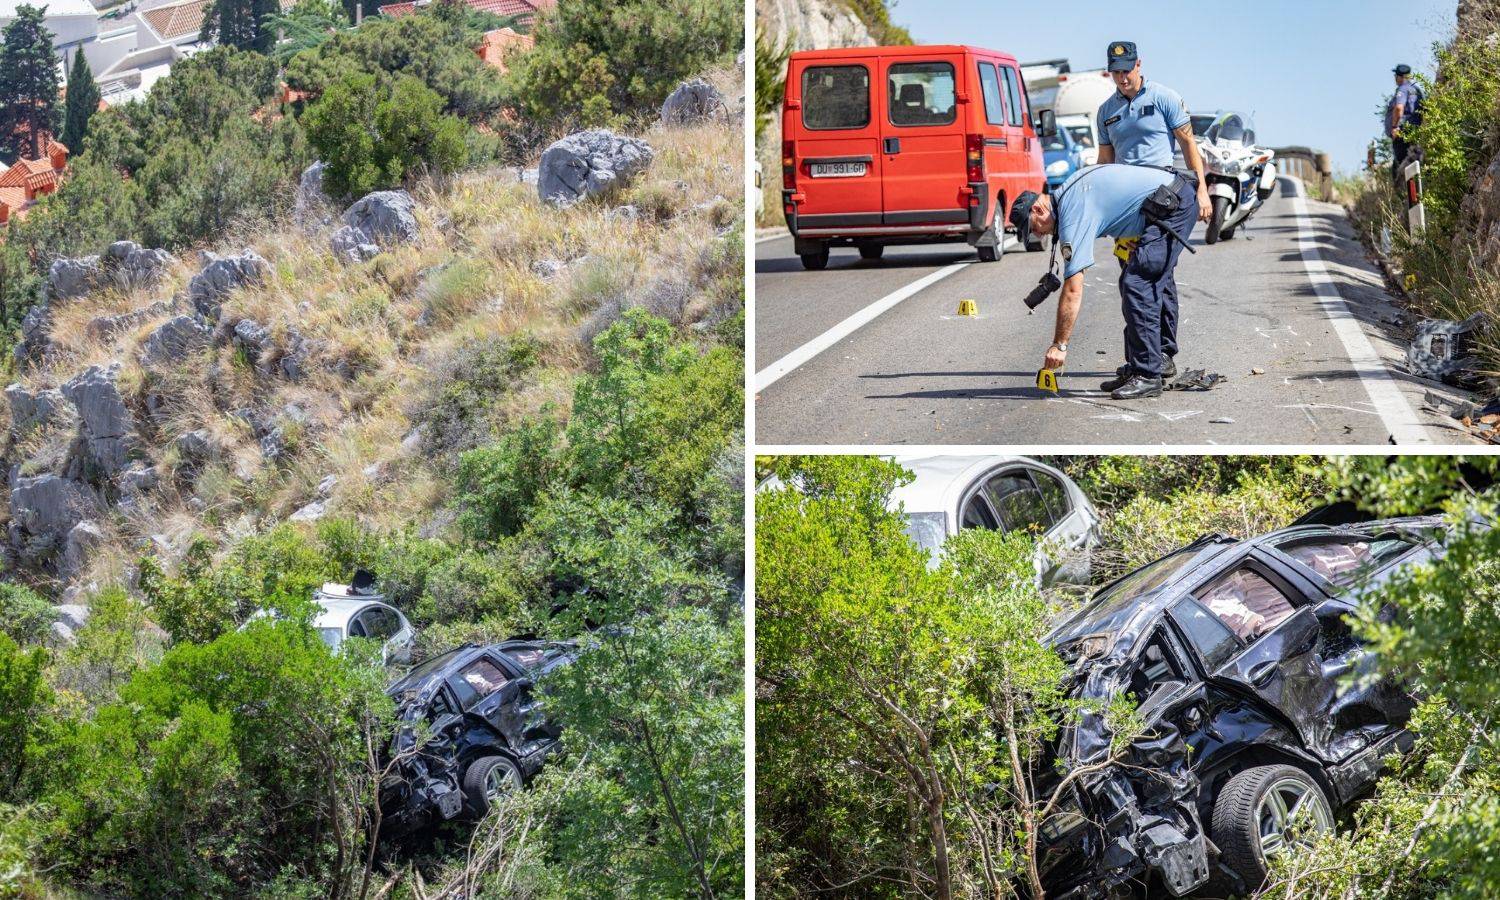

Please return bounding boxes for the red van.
[781,44,1054,270]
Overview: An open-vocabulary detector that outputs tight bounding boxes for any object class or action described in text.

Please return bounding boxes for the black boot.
[1101,358,1175,392]
[1111,374,1164,400]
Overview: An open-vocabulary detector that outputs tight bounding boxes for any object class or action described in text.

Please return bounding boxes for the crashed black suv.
[1038,516,1452,898]
[380,640,576,834]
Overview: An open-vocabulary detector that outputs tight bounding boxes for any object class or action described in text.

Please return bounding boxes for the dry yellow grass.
[4,69,744,587]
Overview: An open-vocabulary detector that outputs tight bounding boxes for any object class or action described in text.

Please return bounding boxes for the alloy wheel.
[1255,775,1332,860]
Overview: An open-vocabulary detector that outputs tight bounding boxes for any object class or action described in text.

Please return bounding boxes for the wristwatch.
[1050,342,1068,352]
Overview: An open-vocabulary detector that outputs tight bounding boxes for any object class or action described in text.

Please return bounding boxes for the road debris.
[1406,312,1487,386]
[1167,369,1227,391]
[1250,367,1265,375]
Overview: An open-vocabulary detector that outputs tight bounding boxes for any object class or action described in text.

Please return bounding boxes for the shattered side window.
[984,472,1053,534]
[1277,536,1415,593]
[505,647,547,671]
[451,658,510,710]
[1195,568,1296,642]
[1169,598,1240,671]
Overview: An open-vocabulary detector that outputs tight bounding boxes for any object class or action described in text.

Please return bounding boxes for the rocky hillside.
[755,0,876,50]
[4,68,742,641]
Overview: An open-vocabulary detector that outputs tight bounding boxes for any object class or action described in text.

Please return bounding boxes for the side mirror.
[1035,108,1057,138]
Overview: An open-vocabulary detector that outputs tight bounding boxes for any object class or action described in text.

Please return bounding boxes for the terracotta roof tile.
[141,0,209,41]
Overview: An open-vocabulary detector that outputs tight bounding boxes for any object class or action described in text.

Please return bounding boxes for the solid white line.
[1288,179,1430,445]
[755,261,971,392]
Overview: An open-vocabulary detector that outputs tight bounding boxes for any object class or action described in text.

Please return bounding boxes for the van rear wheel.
[858,244,884,261]
[800,247,830,270]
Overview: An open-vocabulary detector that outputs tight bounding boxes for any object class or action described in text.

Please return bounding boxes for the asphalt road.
[754,179,1476,446]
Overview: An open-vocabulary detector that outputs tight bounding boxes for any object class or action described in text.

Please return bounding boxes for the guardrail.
[1269,147,1333,201]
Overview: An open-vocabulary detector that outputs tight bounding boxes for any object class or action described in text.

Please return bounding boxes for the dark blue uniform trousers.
[1118,174,1198,377]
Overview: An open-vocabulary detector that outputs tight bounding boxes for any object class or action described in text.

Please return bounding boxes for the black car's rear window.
[802,65,870,131]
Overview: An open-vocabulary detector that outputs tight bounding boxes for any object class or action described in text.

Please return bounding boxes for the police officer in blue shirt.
[1096,41,1212,222]
[1388,64,1422,184]
[1008,163,1200,400]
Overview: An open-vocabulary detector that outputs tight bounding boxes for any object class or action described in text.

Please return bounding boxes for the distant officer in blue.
[1008,163,1200,400]
[1387,64,1423,185]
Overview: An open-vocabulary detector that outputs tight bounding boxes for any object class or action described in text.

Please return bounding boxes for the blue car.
[1042,121,1083,188]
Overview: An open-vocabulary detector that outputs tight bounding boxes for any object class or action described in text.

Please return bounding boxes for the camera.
[1023,271,1062,310]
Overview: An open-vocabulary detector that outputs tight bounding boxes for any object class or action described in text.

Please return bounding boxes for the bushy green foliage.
[284,2,505,120]
[507,0,740,128]
[34,619,389,894]
[304,73,468,199]
[0,633,49,801]
[0,583,52,646]
[757,456,1080,898]
[455,412,564,540]
[753,27,788,143]
[261,0,350,63]
[1400,42,1500,240]
[540,606,743,897]
[407,542,540,629]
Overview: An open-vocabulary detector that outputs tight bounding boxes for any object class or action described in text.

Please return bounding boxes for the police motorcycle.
[1196,111,1277,244]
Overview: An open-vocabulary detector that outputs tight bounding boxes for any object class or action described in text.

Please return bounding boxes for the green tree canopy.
[60,48,99,153]
[0,5,60,163]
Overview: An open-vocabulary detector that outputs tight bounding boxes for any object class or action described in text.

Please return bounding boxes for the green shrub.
[38,619,389,894]
[0,583,52,646]
[303,72,469,199]
[455,411,565,541]
[1401,39,1500,240]
[507,0,741,128]
[0,633,49,801]
[408,543,542,628]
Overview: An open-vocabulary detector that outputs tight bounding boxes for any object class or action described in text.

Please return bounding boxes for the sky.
[885,0,1456,172]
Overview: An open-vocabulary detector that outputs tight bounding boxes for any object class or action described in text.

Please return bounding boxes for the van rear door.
[879,54,968,225]
[787,58,882,226]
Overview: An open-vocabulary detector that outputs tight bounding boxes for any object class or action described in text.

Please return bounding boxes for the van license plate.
[810,162,867,178]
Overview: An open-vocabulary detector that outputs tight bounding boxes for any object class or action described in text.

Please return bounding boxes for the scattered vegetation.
[1342,20,1500,383]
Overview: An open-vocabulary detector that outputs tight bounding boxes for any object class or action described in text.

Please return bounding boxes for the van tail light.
[782,141,797,189]
[966,134,985,182]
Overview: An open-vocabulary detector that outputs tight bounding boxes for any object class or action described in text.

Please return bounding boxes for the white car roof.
[888,455,1036,514]
[311,595,391,630]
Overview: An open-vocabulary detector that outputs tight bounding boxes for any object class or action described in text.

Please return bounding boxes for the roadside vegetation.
[0,0,744,896]
[1340,6,1500,382]
[757,454,1500,898]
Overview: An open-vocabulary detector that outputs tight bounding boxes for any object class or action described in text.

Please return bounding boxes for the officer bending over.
[1009,164,1200,400]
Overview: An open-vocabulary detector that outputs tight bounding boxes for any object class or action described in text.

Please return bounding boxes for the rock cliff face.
[1451,1,1500,269]
[756,0,874,52]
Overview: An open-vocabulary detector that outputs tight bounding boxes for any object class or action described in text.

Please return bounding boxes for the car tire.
[1209,764,1333,893]
[800,247,830,270]
[462,755,523,817]
[1205,196,1230,245]
[858,244,885,261]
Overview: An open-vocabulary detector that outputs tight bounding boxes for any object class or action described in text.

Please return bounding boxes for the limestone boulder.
[538,131,654,206]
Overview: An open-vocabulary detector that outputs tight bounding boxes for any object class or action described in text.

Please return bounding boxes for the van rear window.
[889,62,957,127]
[801,65,870,131]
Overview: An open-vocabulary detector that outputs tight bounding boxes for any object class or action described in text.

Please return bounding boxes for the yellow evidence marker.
[957,299,977,316]
[1036,368,1059,393]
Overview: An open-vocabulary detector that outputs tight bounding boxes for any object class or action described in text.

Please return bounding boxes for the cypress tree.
[0,5,61,164]
[202,0,280,52]
[61,48,99,153]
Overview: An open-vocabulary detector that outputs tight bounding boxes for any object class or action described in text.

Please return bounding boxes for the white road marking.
[1288,179,1431,444]
[755,262,970,392]
[754,236,1019,392]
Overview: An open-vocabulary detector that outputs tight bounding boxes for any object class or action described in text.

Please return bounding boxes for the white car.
[888,456,1100,584]
[247,575,416,664]
[311,582,415,664]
